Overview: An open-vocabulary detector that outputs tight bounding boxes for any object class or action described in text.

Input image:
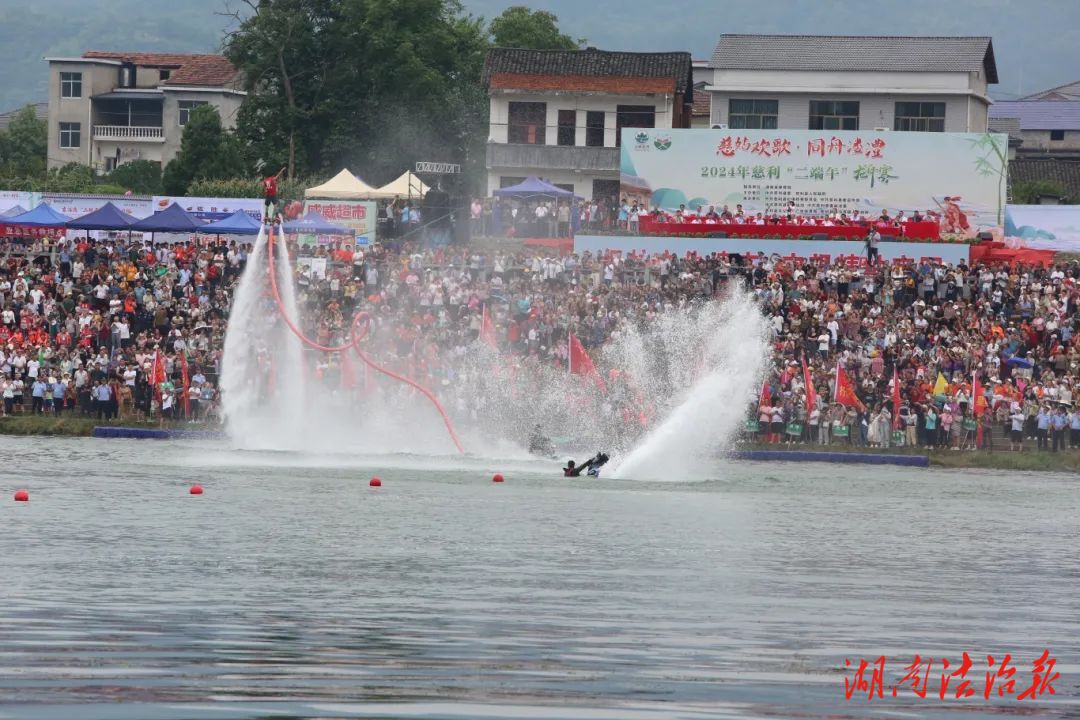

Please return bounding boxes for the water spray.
[262,225,466,455]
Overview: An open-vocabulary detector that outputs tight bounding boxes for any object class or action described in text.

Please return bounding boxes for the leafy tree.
[106,159,163,195]
[225,0,489,186]
[0,104,47,178]
[489,6,582,49]
[162,105,246,195]
[43,163,95,193]
[1012,179,1071,204]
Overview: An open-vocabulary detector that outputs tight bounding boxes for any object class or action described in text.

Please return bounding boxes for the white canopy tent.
[375,171,430,199]
[305,169,385,199]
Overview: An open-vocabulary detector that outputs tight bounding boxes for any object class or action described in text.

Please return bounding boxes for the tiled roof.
[0,102,47,130]
[989,100,1080,130]
[82,51,238,87]
[484,48,693,95]
[1009,159,1080,201]
[988,117,1023,147]
[709,35,997,83]
[1022,80,1080,101]
[691,83,710,117]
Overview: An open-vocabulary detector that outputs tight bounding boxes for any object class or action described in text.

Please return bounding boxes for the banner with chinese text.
[45,194,152,220]
[151,196,264,222]
[303,199,376,246]
[621,129,1008,234]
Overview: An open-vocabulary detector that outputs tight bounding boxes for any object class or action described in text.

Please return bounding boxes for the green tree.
[489,6,582,49]
[0,104,47,178]
[225,0,489,186]
[162,105,245,195]
[1012,179,1071,204]
[106,159,163,195]
[43,162,95,193]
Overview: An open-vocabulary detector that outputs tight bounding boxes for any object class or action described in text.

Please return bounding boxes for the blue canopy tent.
[67,202,138,231]
[282,210,353,235]
[130,202,206,237]
[200,209,262,236]
[4,203,73,227]
[493,176,580,200]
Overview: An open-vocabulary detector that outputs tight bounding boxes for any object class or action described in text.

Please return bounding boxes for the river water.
[0,437,1076,719]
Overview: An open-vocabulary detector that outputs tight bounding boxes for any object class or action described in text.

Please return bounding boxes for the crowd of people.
[0,225,1077,455]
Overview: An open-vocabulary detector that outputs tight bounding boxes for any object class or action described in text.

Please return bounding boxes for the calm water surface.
[0,437,1076,719]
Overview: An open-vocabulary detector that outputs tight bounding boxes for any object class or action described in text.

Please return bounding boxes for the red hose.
[264,226,466,454]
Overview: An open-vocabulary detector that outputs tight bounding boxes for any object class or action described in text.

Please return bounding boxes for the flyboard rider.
[563,452,610,477]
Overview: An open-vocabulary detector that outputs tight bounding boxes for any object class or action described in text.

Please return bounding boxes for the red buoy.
[492,473,504,483]
[13,489,28,502]
[369,477,382,487]
[189,484,204,495]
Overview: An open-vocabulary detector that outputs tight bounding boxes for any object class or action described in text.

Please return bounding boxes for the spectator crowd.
[0,226,1077,454]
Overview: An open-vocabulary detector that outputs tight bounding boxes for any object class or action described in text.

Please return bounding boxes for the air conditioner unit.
[712,123,728,130]
[873,127,890,132]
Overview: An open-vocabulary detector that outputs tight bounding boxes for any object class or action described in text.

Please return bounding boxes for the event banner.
[0,191,37,215]
[152,196,264,222]
[620,129,1008,234]
[1005,205,1080,253]
[303,199,377,246]
[44,193,152,220]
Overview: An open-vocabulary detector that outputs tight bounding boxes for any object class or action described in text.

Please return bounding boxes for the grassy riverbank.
[0,415,1075,472]
[737,442,1080,473]
[0,415,217,437]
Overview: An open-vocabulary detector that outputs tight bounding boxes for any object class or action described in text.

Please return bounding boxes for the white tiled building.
[703,35,998,134]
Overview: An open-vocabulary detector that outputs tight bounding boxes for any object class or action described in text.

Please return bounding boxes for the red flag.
[150,350,167,402]
[760,379,771,407]
[341,351,358,389]
[833,361,865,411]
[801,353,816,415]
[480,304,497,349]
[891,365,901,430]
[180,351,191,418]
[569,332,607,392]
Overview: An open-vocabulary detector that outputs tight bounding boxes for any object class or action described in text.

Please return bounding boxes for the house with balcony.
[703,35,997,133]
[482,47,693,200]
[46,51,243,173]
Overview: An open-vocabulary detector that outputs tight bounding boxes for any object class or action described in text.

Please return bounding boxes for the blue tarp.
[67,201,138,231]
[493,175,580,199]
[200,209,262,235]
[282,210,353,235]
[4,203,72,227]
[129,202,206,233]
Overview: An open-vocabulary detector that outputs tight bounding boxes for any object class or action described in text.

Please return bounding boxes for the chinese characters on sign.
[843,651,1058,702]
[301,199,377,246]
[716,135,885,159]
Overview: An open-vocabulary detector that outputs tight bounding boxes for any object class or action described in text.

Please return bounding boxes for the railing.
[486,143,619,172]
[92,125,165,141]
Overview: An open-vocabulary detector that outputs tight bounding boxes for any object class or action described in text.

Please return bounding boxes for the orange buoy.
[492,473,505,483]
[13,489,28,502]
[189,484,204,495]
[369,477,382,487]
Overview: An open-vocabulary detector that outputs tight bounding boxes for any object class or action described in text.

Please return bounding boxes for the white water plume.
[220,226,308,449]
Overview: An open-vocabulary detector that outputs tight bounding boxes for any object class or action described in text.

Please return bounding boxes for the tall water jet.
[611,290,769,480]
[220,226,308,449]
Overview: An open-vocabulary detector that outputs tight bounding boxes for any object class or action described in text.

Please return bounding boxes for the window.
[557,110,576,146]
[1051,129,1066,141]
[178,100,208,126]
[59,122,81,149]
[809,100,859,130]
[615,105,655,146]
[507,101,546,144]
[60,72,82,99]
[159,69,171,81]
[894,102,945,132]
[728,99,778,129]
[585,111,605,147]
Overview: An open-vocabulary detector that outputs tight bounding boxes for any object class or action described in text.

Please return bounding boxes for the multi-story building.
[703,35,997,133]
[482,47,693,200]
[46,52,243,173]
[990,100,1080,157]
